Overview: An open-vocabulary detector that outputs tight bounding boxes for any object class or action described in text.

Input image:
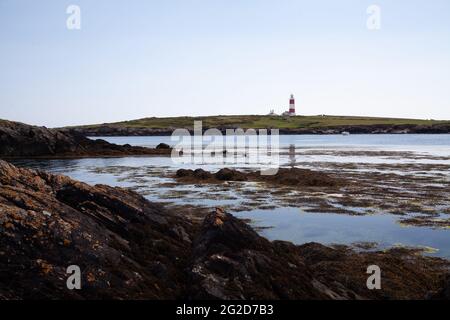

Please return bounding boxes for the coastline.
[63,124,450,136]
[58,115,450,136]
[1,159,448,300]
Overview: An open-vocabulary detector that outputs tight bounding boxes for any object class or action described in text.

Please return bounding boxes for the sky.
[0,0,449,127]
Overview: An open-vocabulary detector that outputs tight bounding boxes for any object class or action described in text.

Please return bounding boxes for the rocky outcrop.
[63,126,175,137]
[156,143,171,149]
[0,159,194,299]
[176,167,342,187]
[188,208,328,299]
[0,160,448,299]
[0,119,170,158]
[214,168,248,182]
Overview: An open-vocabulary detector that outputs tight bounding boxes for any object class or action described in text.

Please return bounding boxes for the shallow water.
[234,208,450,257]
[11,134,450,258]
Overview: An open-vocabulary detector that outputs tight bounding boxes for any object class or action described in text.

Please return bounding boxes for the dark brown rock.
[0,160,194,299]
[0,161,448,300]
[0,119,170,158]
[214,168,248,181]
[429,275,450,300]
[156,143,171,149]
[193,169,213,180]
[260,168,340,187]
[188,208,327,299]
[175,169,213,180]
[175,167,340,187]
[175,169,194,178]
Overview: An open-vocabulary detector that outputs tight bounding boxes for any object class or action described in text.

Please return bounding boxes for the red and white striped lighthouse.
[289,94,296,115]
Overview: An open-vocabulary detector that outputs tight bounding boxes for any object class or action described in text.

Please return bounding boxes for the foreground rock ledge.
[0,160,448,300]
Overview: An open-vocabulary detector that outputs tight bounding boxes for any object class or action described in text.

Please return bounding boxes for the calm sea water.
[94,134,450,150]
[11,134,450,257]
[94,134,450,165]
[234,208,450,257]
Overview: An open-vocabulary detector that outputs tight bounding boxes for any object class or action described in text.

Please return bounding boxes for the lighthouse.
[289,94,296,115]
[281,94,297,116]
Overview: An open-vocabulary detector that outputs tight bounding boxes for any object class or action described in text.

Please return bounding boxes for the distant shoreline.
[60,115,450,136]
[66,125,450,136]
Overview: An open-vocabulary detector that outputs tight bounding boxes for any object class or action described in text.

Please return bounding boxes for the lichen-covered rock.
[0,160,193,299]
[188,208,328,299]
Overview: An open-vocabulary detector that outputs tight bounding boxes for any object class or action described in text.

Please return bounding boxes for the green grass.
[71,115,450,130]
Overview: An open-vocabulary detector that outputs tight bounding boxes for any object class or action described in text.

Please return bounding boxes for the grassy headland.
[61,115,450,136]
[72,115,449,130]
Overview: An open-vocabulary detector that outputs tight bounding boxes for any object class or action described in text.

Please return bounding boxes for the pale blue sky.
[1,0,449,127]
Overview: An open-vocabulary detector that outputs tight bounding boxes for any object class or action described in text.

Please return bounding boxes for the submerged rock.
[0,119,170,158]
